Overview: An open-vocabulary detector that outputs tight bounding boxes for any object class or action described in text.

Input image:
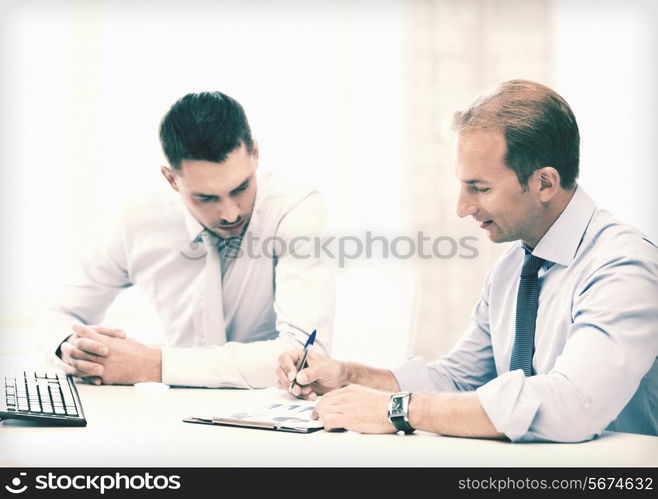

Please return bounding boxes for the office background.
[0,0,656,367]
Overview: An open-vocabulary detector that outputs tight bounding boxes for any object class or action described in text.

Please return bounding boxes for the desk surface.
[1,381,657,468]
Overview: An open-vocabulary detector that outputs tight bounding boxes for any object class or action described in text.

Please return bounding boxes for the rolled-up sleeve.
[477,255,658,442]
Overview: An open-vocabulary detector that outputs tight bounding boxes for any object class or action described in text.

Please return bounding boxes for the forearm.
[408,391,505,439]
[163,335,301,388]
[342,362,400,391]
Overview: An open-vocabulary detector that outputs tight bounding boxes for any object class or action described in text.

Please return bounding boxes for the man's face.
[455,129,545,247]
[162,142,258,239]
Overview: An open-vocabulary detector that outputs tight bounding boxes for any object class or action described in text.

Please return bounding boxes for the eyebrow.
[463,179,490,185]
[191,175,252,198]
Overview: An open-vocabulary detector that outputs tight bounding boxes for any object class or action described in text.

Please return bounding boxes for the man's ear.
[161,166,180,192]
[251,140,259,167]
[536,166,561,203]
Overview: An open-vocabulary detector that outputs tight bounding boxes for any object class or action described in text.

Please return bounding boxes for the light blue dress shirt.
[392,187,658,442]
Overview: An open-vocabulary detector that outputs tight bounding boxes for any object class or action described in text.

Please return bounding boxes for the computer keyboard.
[1,371,87,426]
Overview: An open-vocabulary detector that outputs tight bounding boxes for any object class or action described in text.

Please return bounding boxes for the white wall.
[0,0,404,350]
[556,0,658,241]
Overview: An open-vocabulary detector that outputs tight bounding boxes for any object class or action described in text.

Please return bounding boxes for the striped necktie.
[510,248,546,377]
[200,231,226,346]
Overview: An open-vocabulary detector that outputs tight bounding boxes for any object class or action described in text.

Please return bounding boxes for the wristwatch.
[387,392,415,434]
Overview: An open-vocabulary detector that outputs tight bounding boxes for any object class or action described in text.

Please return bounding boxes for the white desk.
[2,380,657,468]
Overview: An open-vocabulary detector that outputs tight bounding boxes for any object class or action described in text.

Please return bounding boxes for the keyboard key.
[49,385,63,402]
[62,388,75,404]
[2,371,86,425]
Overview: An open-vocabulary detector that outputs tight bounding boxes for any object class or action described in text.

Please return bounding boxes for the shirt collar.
[181,200,205,244]
[530,185,597,267]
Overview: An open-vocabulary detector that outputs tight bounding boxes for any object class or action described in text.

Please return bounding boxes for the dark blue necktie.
[510,248,546,377]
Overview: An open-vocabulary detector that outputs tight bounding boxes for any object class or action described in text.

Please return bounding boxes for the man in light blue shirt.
[277,80,658,442]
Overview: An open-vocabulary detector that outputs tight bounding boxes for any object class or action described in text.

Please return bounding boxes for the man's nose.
[219,199,240,224]
[456,190,477,218]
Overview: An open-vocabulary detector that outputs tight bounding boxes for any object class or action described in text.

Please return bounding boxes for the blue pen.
[289,330,317,392]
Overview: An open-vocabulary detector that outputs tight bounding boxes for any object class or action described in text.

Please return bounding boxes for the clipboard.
[183,396,324,434]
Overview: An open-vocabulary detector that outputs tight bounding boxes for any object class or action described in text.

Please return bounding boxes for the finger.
[72,322,103,341]
[93,325,126,339]
[290,383,302,398]
[68,357,104,376]
[296,365,320,385]
[60,341,91,362]
[279,350,303,381]
[59,340,75,362]
[81,376,102,386]
[60,341,104,363]
[320,413,346,432]
[295,389,317,402]
[298,384,314,396]
[60,362,78,376]
[75,337,109,357]
[61,362,94,379]
[275,367,290,390]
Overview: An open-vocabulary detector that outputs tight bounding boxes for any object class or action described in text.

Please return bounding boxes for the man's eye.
[475,187,490,193]
[198,197,215,203]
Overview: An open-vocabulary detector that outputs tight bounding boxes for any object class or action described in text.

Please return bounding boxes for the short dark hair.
[159,91,254,170]
[453,80,580,190]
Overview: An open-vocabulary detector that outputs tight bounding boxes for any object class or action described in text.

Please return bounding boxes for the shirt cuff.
[476,369,541,442]
[161,347,211,387]
[391,356,439,392]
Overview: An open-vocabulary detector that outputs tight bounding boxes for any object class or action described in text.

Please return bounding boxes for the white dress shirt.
[48,171,336,388]
[392,186,658,442]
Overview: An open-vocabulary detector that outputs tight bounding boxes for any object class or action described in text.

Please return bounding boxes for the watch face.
[390,396,404,417]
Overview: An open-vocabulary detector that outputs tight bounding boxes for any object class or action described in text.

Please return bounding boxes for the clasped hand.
[59,323,161,385]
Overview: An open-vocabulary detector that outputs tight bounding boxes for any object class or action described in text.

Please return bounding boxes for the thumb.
[296,365,320,385]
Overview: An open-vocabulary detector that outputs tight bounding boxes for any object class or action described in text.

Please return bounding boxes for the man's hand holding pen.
[277,348,347,400]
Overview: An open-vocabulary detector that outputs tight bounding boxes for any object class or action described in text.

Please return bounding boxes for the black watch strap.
[388,392,415,434]
[390,414,415,434]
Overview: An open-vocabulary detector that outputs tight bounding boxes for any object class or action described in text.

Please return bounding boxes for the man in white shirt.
[277,80,658,442]
[53,91,335,388]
